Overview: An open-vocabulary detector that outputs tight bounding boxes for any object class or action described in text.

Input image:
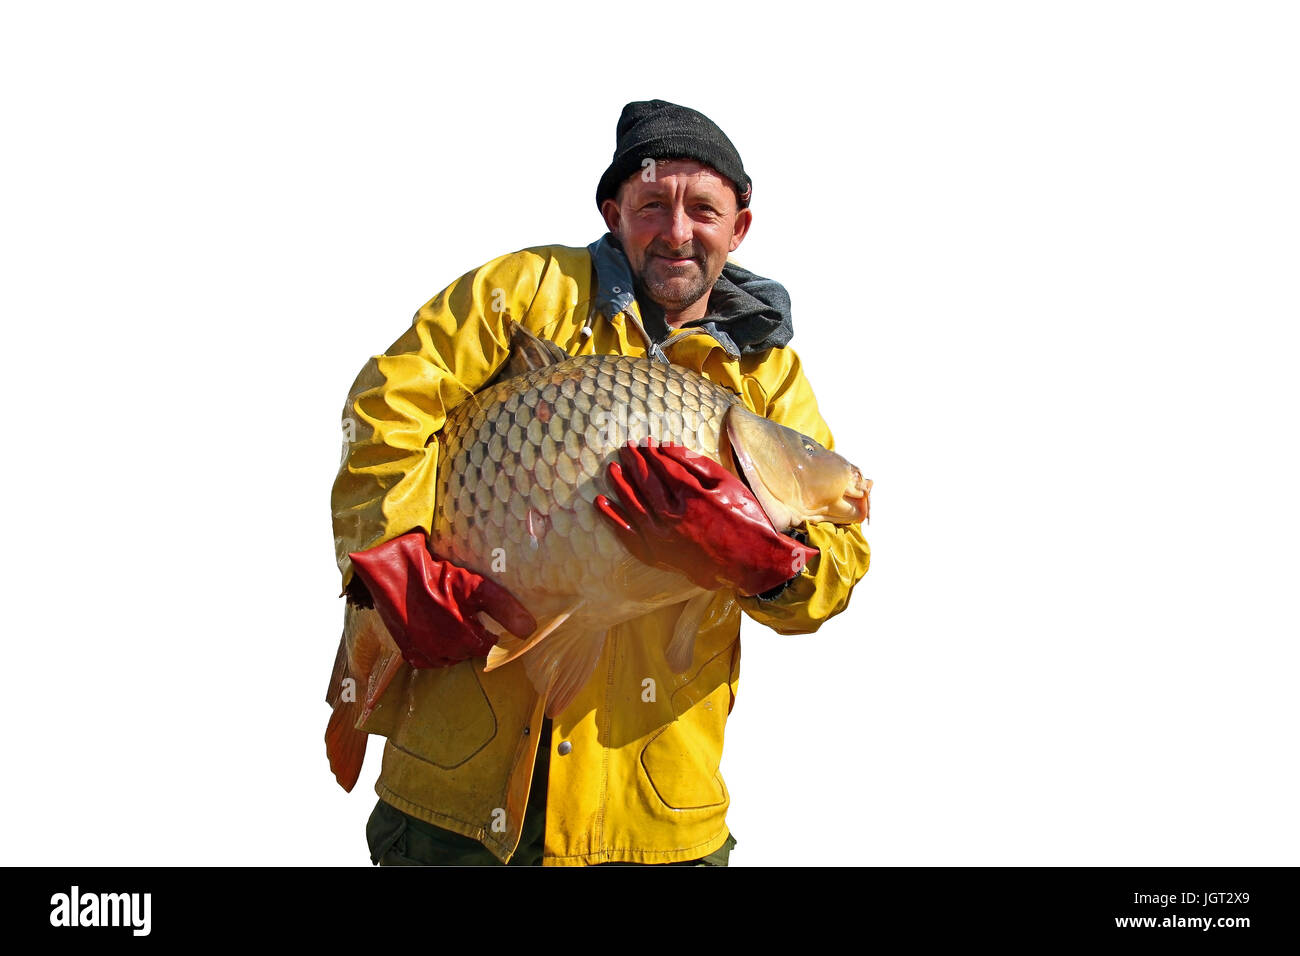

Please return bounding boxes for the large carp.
[326,321,870,789]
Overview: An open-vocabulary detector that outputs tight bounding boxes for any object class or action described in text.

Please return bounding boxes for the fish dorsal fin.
[487,317,569,386]
[665,591,716,673]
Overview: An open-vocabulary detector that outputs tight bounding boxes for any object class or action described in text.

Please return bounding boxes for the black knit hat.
[595,99,752,210]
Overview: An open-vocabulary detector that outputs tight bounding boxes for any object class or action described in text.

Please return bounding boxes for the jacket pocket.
[388,662,498,769]
[639,642,735,810]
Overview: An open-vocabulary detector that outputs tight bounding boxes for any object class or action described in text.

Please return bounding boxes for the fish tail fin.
[324,608,406,793]
[325,695,368,793]
[325,632,367,792]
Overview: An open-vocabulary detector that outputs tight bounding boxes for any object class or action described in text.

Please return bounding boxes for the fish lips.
[845,475,872,523]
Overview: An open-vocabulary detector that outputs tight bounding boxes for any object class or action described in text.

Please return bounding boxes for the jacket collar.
[587,234,794,358]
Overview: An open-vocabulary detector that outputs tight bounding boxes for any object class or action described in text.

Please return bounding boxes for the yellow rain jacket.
[330,241,871,865]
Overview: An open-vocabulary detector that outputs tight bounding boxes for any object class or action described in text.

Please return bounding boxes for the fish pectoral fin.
[484,602,584,673]
[524,628,609,719]
[611,555,699,605]
[666,591,717,673]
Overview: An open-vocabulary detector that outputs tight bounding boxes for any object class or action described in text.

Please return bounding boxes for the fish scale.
[432,353,737,605]
[418,321,870,719]
[327,324,871,782]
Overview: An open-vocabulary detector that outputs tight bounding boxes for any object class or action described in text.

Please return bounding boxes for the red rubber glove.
[595,437,818,597]
[347,532,536,669]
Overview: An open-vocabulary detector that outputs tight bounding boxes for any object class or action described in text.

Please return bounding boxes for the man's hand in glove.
[347,532,536,669]
[595,437,818,597]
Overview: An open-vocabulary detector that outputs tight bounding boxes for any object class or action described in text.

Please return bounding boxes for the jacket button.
[557,741,572,756]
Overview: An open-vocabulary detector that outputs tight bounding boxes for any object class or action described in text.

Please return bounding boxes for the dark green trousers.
[366,720,736,866]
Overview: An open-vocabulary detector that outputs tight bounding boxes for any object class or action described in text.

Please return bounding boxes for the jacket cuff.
[754,526,811,602]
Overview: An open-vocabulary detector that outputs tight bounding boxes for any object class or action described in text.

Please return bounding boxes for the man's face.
[600,159,753,320]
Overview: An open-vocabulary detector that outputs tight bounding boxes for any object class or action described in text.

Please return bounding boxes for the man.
[329,99,871,866]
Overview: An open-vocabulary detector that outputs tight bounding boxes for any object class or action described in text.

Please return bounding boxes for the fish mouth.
[843,471,872,523]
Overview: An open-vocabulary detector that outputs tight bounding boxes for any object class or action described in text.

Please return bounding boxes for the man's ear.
[729,208,753,253]
[600,198,622,235]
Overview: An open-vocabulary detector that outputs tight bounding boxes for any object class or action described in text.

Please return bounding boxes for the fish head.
[724,405,872,531]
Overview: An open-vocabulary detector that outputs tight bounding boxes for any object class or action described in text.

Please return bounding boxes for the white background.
[2,1,1296,866]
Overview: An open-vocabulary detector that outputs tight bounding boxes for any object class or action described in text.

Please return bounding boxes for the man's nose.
[662,204,693,249]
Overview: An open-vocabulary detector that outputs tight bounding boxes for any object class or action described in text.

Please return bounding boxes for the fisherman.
[329,99,872,866]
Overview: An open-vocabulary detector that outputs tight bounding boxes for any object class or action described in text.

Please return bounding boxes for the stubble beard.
[640,268,711,314]
[634,242,715,315]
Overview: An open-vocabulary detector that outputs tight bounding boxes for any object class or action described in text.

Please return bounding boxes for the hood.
[588,234,794,357]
